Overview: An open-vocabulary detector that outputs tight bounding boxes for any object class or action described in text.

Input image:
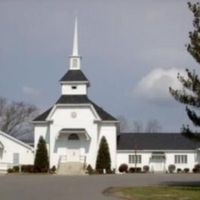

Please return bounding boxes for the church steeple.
[60,18,89,95]
[69,17,81,70]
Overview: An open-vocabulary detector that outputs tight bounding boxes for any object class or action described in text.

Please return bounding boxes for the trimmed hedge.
[177,168,182,173]
[184,168,189,173]
[168,164,176,173]
[129,167,142,173]
[143,165,149,173]
[21,165,34,173]
[118,163,128,173]
[193,164,200,173]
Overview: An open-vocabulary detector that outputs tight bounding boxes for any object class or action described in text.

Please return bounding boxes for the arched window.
[68,134,79,140]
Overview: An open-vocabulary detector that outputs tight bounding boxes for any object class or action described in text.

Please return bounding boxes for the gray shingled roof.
[33,95,117,121]
[117,133,200,150]
[60,70,89,83]
[33,107,52,121]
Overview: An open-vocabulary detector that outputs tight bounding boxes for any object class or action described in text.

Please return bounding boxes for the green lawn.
[107,186,200,200]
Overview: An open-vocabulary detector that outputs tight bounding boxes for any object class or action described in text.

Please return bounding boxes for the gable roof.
[117,133,200,150]
[33,107,52,121]
[60,70,89,83]
[33,95,117,122]
[0,130,34,151]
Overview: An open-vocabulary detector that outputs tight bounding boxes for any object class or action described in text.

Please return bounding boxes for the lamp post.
[133,144,138,171]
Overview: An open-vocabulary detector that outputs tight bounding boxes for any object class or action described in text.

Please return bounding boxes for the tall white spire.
[69,17,81,70]
[72,17,78,56]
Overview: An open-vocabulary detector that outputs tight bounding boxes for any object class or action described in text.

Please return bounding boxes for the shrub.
[193,164,200,173]
[129,167,142,173]
[50,166,56,174]
[184,168,189,173]
[106,169,115,174]
[86,164,94,175]
[137,168,142,173]
[168,164,176,173]
[7,168,14,173]
[177,168,182,173]
[143,165,149,173]
[34,136,49,173]
[13,166,19,173]
[193,168,197,173]
[95,136,111,174]
[118,163,128,173]
[21,165,34,173]
[109,168,116,174]
[129,167,135,173]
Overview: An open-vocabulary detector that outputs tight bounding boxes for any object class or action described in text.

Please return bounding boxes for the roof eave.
[94,120,119,124]
[32,120,53,125]
[60,80,90,86]
[117,149,198,152]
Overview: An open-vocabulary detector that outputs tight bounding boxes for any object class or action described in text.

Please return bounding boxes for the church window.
[174,155,187,164]
[73,59,78,68]
[128,154,142,164]
[13,153,20,165]
[68,134,79,140]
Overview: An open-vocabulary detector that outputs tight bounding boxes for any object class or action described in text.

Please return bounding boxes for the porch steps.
[57,162,86,175]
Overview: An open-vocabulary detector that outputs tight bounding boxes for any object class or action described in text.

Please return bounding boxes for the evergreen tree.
[34,136,49,172]
[96,136,111,173]
[169,2,200,140]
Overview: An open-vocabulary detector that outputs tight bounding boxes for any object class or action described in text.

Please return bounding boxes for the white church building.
[1,19,200,174]
[32,19,200,174]
[32,19,118,174]
[0,130,34,173]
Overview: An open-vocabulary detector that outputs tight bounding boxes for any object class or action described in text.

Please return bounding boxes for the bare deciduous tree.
[117,115,129,132]
[131,119,162,133]
[132,120,144,132]
[145,119,162,133]
[0,97,38,139]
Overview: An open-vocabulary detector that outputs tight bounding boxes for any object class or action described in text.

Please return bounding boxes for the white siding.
[0,132,34,173]
[117,150,199,173]
[48,106,99,168]
[34,124,49,152]
[61,84,87,95]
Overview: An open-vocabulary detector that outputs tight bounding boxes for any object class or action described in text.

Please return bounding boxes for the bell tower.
[59,17,89,95]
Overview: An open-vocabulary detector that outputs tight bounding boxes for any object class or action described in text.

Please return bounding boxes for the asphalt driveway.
[0,173,200,200]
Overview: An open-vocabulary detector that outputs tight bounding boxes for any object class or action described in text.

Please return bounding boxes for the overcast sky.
[0,0,199,132]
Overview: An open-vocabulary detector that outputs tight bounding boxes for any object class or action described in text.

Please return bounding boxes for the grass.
[105,186,200,200]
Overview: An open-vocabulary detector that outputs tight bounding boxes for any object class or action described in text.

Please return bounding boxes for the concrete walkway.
[0,174,199,200]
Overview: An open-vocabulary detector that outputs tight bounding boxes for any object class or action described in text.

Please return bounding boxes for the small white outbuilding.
[0,130,34,173]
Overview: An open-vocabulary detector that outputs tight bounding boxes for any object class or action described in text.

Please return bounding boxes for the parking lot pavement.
[0,173,200,200]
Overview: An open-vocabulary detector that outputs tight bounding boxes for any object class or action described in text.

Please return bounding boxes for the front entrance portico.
[56,129,90,166]
[150,152,166,172]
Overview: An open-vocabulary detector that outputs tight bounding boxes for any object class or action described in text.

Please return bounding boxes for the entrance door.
[67,149,80,162]
[150,153,166,172]
[151,159,165,172]
[67,134,80,162]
